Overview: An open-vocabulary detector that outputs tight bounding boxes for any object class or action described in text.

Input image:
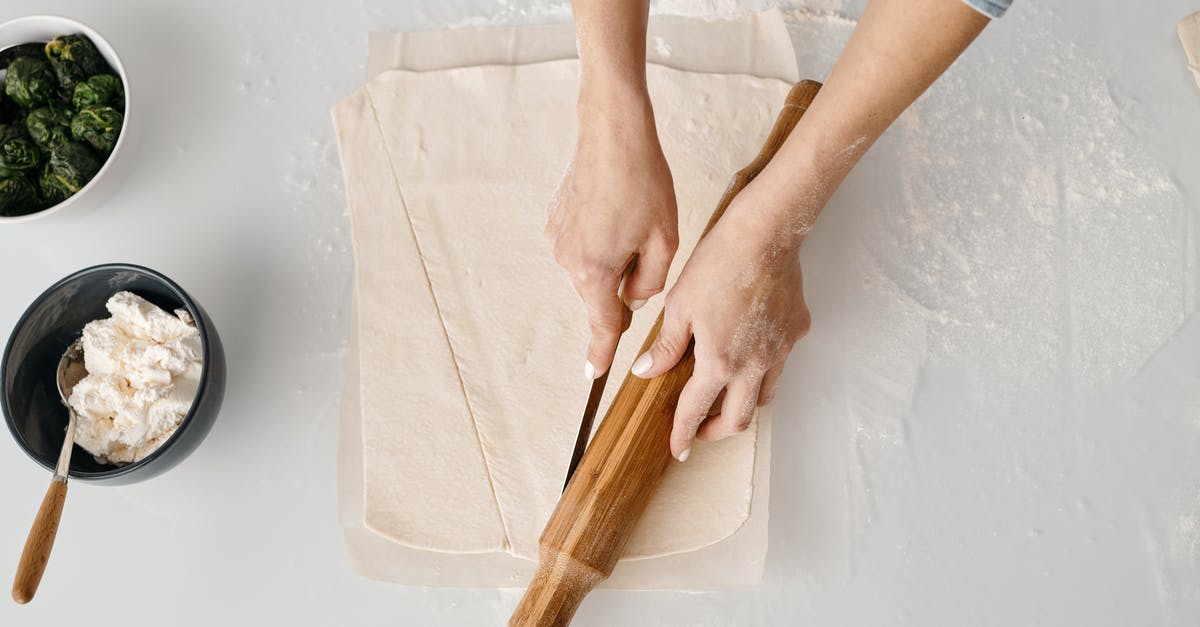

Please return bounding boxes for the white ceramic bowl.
[0,15,130,224]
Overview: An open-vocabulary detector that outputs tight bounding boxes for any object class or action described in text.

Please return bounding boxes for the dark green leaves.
[0,170,37,216]
[44,34,108,93]
[72,74,124,110]
[39,140,100,202]
[0,124,41,171]
[71,105,122,153]
[0,34,122,215]
[26,103,73,149]
[5,56,56,109]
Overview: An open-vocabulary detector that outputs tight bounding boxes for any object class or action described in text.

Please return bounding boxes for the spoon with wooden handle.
[12,339,86,604]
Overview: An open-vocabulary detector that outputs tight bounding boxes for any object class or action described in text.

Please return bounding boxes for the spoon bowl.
[55,339,85,405]
[51,339,84,479]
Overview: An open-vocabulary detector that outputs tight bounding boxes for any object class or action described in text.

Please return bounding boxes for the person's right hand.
[546,89,679,380]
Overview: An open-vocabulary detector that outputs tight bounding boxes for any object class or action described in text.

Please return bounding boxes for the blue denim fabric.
[963,0,1011,18]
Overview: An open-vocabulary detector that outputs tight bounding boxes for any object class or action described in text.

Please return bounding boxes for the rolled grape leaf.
[72,74,124,110]
[5,56,56,109]
[39,140,100,201]
[0,124,41,171]
[70,105,122,153]
[45,35,109,93]
[0,170,38,216]
[26,103,73,149]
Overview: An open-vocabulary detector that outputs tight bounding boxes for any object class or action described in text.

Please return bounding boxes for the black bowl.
[1,263,225,484]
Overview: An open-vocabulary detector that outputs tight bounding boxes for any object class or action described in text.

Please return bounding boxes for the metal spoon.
[12,339,86,604]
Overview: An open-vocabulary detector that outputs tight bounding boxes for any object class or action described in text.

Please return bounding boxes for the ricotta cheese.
[68,291,203,465]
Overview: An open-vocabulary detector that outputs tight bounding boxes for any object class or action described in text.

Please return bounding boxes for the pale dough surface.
[333,11,799,587]
[337,311,774,589]
[1182,12,1200,89]
[340,60,790,560]
[364,11,801,81]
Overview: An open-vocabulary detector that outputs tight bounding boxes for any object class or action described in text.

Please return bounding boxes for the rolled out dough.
[340,60,789,559]
[333,10,800,589]
[1182,12,1200,89]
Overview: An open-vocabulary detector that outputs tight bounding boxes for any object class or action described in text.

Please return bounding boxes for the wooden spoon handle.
[12,479,68,604]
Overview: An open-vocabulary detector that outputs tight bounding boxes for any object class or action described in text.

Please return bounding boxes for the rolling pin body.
[510,80,822,627]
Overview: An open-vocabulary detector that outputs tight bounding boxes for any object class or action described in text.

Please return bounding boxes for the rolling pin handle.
[510,80,823,626]
[508,547,606,627]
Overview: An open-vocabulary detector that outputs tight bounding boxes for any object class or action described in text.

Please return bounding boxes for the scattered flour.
[652,35,673,58]
[864,3,1190,388]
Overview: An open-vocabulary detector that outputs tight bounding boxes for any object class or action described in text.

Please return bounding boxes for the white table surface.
[2,1,1199,625]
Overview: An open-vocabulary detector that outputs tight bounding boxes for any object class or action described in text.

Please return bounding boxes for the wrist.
[723,152,829,255]
[577,82,657,149]
[578,74,652,122]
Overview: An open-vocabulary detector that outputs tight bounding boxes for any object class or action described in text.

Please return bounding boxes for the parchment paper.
[337,9,798,589]
[1181,12,1200,89]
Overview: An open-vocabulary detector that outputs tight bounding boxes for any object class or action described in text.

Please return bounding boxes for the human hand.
[629,179,812,461]
[546,89,679,380]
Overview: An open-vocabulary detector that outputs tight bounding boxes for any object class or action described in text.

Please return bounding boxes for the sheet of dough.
[349,60,789,558]
[339,307,773,589]
[365,12,800,81]
[335,11,799,588]
[1182,12,1200,89]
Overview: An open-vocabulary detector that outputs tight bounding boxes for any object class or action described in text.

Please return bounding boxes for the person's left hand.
[629,180,812,461]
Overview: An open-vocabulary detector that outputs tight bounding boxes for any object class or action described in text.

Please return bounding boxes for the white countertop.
[2,1,1199,625]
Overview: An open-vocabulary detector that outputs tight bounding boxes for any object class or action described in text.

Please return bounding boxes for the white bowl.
[0,15,130,224]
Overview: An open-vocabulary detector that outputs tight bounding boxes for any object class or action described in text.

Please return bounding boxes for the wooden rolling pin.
[510,80,822,626]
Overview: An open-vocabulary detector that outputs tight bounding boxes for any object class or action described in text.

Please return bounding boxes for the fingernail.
[677,448,691,462]
[584,361,598,380]
[630,352,653,377]
[629,299,647,311]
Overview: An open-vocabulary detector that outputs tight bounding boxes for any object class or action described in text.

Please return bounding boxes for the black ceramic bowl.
[1,264,225,484]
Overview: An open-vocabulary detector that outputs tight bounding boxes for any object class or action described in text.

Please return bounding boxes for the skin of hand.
[550,0,679,380]
[629,175,812,461]
[626,0,990,460]
[545,90,679,380]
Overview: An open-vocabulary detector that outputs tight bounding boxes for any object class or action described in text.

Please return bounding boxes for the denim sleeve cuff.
[962,0,1011,19]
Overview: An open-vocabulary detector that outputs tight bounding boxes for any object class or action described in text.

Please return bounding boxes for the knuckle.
[747,357,772,374]
[655,322,689,356]
[658,228,680,252]
[551,241,568,265]
[705,354,735,380]
[654,333,680,357]
[635,275,666,296]
[573,260,606,286]
[795,311,813,338]
[662,292,684,317]
[589,314,620,335]
[676,411,704,433]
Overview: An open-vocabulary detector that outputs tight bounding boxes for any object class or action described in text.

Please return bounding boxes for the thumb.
[630,307,691,379]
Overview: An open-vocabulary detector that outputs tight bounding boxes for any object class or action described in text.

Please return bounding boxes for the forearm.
[572,0,652,116]
[750,0,990,246]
